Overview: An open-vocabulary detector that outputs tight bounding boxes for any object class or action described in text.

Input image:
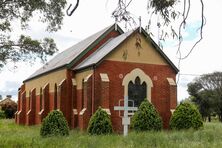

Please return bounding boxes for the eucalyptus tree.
[0,0,67,69]
[188,72,222,121]
[1,0,205,70]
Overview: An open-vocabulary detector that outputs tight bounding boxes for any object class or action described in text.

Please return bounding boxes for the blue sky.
[0,0,222,102]
[183,21,202,41]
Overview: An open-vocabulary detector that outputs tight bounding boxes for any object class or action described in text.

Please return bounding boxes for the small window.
[29,91,31,110]
[54,83,57,109]
[40,88,43,111]
[81,79,84,109]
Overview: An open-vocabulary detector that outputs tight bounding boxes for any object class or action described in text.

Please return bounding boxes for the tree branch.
[66,0,80,16]
[180,0,205,60]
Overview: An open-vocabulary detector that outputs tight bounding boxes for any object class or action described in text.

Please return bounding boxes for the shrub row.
[40,100,203,137]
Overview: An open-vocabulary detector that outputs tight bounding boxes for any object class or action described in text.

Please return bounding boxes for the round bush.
[131,99,162,131]
[40,110,69,137]
[170,102,203,130]
[87,107,113,135]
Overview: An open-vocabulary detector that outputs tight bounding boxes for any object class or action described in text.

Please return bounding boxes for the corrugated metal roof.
[74,30,134,70]
[25,25,114,81]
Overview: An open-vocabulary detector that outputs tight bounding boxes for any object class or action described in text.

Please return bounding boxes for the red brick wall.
[94,60,177,130]
[16,28,120,128]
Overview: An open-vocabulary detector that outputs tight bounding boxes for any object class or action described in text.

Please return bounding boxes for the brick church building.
[15,24,178,131]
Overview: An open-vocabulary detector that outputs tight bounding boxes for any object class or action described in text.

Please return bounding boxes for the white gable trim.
[122,68,153,102]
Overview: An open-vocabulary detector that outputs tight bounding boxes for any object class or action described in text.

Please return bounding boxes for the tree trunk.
[219,114,222,122]
[208,116,211,122]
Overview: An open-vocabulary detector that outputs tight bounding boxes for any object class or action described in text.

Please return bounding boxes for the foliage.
[40,110,69,137]
[87,107,113,135]
[131,99,162,131]
[0,0,67,69]
[111,0,205,59]
[2,119,222,147]
[0,110,6,119]
[1,101,17,119]
[150,0,176,12]
[170,102,203,130]
[188,72,222,122]
[187,82,213,121]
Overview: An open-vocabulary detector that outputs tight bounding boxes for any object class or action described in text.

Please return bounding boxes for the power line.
[179,73,201,76]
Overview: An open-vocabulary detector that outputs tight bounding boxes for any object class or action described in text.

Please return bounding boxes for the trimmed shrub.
[170,102,203,130]
[1,102,17,119]
[0,110,6,119]
[87,107,113,135]
[40,110,69,137]
[131,99,162,131]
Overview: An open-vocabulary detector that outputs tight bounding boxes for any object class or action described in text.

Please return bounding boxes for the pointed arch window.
[122,68,153,103]
[128,77,147,107]
[54,83,57,110]
[40,88,43,111]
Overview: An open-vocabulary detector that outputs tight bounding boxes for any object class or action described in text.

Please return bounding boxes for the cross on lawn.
[114,96,138,136]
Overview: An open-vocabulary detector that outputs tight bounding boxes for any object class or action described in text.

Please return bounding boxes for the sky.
[0,0,222,102]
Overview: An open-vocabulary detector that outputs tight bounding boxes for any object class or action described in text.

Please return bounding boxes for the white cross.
[114,96,138,136]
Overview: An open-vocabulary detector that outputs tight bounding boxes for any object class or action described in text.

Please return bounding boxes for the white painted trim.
[72,79,77,86]
[100,73,110,82]
[170,109,175,114]
[122,68,153,102]
[79,108,86,115]
[102,108,111,115]
[167,78,176,86]
[31,88,36,93]
[26,110,31,115]
[43,83,49,90]
[17,110,21,115]
[38,109,44,115]
[73,109,78,115]
[59,79,66,87]
[84,74,92,82]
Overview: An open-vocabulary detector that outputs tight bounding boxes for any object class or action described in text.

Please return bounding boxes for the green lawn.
[0,119,222,148]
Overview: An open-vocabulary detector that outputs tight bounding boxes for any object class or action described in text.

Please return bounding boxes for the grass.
[1,119,222,148]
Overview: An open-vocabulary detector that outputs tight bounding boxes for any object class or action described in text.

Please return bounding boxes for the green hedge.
[40,110,69,137]
[170,102,203,130]
[131,99,162,131]
[87,107,113,135]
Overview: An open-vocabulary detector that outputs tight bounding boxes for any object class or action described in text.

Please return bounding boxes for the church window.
[122,68,153,102]
[29,91,31,110]
[54,83,57,109]
[40,88,43,111]
[128,77,147,107]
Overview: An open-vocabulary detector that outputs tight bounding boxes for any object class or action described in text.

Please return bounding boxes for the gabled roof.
[0,98,16,106]
[74,30,134,70]
[74,28,179,73]
[24,24,123,82]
